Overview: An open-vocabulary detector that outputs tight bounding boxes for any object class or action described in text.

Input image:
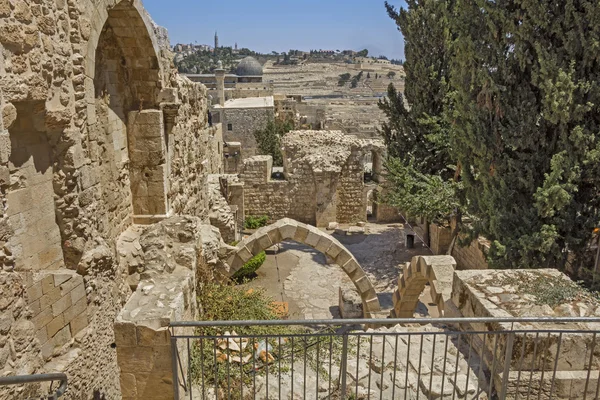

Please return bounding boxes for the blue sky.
[142,0,406,59]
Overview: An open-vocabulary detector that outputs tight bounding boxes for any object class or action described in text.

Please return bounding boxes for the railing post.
[499,332,515,399]
[171,336,180,400]
[339,333,349,400]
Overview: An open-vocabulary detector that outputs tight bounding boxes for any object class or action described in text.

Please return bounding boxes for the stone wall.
[451,235,490,270]
[239,131,385,227]
[0,0,223,398]
[429,223,453,255]
[221,106,274,160]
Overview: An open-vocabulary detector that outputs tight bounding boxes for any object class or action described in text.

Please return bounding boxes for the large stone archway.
[391,255,456,318]
[227,218,381,317]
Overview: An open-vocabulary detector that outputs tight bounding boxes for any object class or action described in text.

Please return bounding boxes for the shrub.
[231,251,266,282]
[244,215,269,229]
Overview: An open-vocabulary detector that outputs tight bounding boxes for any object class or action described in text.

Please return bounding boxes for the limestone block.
[293,225,309,243]
[266,227,282,246]
[341,258,360,275]
[69,313,88,336]
[114,321,138,347]
[305,230,321,248]
[46,314,65,337]
[335,250,352,267]
[325,241,344,259]
[278,224,297,240]
[313,236,332,254]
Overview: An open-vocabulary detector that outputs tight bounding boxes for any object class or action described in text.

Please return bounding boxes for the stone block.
[69,312,88,336]
[32,307,53,329]
[305,230,321,248]
[315,236,333,254]
[40,274,55,294]
[137,325,169,346]
[354,276,372,295]
[70,283,86,303]
[53,324,71,347]
[236,246,253,263]
[278,224,297,239]
[114,321,138,347]
[64,297,87,323]
[341,259,360,275]
[325,241,344,259]
[51,293,71,317]
[335,250,352,267]
[116,346,158,373]
[266,227,282,246]
[40,286,61,310]
[27,282,43,302]
[293,226,309,243]
[47,314,65,338]
[254,233,272,253]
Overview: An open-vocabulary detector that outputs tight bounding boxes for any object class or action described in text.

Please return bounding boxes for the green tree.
[357,49,369,57]
[448,0,600,270]
[378,0,456,224]
[386,71,396,79]
[253,118,294,166]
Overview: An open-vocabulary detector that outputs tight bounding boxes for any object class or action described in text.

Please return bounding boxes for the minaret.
[214,31,219,53]
[214,60,225,107]
[235,42,238,51]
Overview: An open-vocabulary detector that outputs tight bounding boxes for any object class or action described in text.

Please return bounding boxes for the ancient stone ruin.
[0,1,598,400]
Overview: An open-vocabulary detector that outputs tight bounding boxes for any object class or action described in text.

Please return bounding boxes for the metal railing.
[0,373,68,399]
[170,317,600,400]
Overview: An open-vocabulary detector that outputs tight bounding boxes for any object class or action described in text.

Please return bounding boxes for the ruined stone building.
[214,96,275,161]
[0,0,227,398]
[238,130,398,227]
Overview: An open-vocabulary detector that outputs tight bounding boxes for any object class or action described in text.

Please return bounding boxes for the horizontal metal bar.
[0,373,68,397]
[170,316,600,328]
[172,327,600,340]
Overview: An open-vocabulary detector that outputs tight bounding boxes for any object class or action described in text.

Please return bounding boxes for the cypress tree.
[378,0,457,223]
[449,0,600,270]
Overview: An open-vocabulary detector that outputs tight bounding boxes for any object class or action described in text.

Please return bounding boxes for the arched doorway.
[89,0,166,237]
[227,218,381,317]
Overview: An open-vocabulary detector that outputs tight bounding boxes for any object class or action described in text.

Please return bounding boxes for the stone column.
[214,67,225,107]
[128,110,169,220]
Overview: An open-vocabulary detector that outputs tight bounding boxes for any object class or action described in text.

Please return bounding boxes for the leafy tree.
[357,49,369,57]
[448,0,600,270]
[386,71,396,79]
[367,72,371,79]
[379,0,455,227]
[253,118,294,166]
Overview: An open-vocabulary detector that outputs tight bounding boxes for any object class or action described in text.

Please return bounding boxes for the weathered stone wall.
[221,107,274,160]
[429,223,453,255]
[0,0,222,398]
[239,131,384,227]
[451,235,490,270]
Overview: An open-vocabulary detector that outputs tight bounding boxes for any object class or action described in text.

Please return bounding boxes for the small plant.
[231,251,266,282]
[244,215,269,229]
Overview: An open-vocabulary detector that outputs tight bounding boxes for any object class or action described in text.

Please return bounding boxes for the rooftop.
[215,96,274,109]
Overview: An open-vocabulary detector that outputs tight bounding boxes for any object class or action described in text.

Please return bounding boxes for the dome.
[236,57,263,76]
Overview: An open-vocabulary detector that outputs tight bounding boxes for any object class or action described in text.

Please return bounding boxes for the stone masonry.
[0,1,227,398]
[239,130,392,227]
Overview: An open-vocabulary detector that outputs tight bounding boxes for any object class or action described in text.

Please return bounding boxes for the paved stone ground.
[239,222,434,320]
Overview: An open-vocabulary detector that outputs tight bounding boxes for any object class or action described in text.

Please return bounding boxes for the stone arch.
[86,0,164,100]
[391,255,456,318]
[226,218,381,317]
[85,0,169,237]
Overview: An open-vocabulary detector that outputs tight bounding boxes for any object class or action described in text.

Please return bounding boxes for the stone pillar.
[214,67,225,107]
[128,110,169,219]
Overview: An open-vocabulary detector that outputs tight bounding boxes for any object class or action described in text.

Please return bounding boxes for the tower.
[214,31,219,52]
[235,42,238,51]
